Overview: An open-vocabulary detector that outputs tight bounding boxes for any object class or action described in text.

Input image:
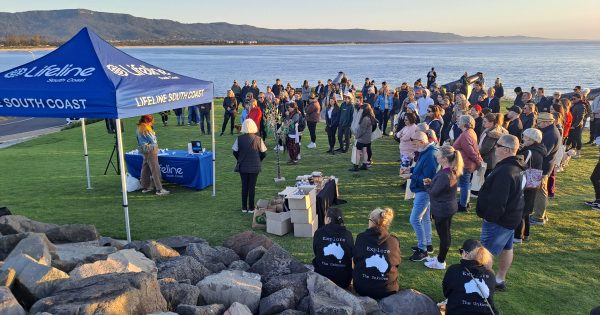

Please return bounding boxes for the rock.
[249,244,308,282]
[159,281,201,310]
[224,302,252,315]
[6,233,56,266]
[98,236,126,250]
[296,296,310,313]
[259,288,296,315]
[356,296,380,315]
[69,249,157,280]
[147,312,179,315]
[197,270,262,313]
[262,272,308,298]
[30,271,168,315]
[52,242,117,273]
[0,207,12,217]
[276,310,307,315]
[186,243,239,267]
[378,289,440,315]
[157,235,208,254]
[245,246,267,266]
[157,256,212,284]
[0,268,16,288]
[44,224,99,243]
[0,286,26,315]
[0,215,58,235]
[0,233,30,260]
[310,295,353,315]
[306,272,365,315]
[124,240,145,251]
[214,246,241,266]
[176,304,225,315]
[223,231,273,260]
[142,240,180,261]
[0,254,69,308]
[227,260,250,271]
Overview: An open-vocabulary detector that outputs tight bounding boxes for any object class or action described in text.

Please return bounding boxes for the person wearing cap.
[442,239,498,315]
[476,134,525,290]
[453,115,483,212]
[401,131,438,262]
[353,208,401,299]
[337,92,354,153]
[469,104,484,139]
[531,112,561,226]
[505,106,523,140]
[513,87,524,108]
[312,207,354,288]
[567,93,586,158]
[521,103,538,130]
[515,128,546,243]
[427,67,437,89]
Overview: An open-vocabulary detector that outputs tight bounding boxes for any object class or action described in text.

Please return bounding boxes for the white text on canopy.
[135,89,206,107]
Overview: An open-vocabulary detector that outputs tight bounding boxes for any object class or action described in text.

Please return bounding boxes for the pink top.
[397,124,418,158]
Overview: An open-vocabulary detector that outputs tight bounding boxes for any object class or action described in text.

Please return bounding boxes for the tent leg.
[81,118,92,190]
[115,119,131,242]
[211,90,216,197]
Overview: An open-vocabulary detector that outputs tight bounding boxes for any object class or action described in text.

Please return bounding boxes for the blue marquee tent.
[0,28,216,242]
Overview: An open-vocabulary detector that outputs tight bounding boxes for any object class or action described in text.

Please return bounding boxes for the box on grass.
[294,215,318,238]
[290,202,317,224]
[266,211,292,236]
[286,187,316,211]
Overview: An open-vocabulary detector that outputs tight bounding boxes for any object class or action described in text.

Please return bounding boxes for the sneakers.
[241,209,248,213]
[409,249,428,262]
[307,142,316,149]
[141,188,154,193]
[585,200,600,207]
[593,204,600,211]
[424,259,446,270]
[297,153,301,160]
[411,245,434,254]
[513,238,523,244]
[529,216,545,226]
[247,209,255,214]
[156,189,170,196]
[274,145,285,151]
[359,164,368,170]
[349,165,359,172]
[495,280,507,291]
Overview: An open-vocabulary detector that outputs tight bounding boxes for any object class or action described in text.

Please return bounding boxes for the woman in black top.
[312,207,354,288]
[353,208,401,300]
[443,239,498,315]
[232,119,267,213]
[221,90,238,136]
[325,96,341,154]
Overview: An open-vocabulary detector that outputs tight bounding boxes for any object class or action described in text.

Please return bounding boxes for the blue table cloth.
[125,149,213,190]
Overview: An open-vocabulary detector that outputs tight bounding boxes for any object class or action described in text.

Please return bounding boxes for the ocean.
[1,41,599,97]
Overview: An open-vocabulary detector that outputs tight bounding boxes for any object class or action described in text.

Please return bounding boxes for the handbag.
[350,142,359,165]
[371,127,383,142]
[470,164,486,192]
[524,151,543,189]
[463,266,496,315]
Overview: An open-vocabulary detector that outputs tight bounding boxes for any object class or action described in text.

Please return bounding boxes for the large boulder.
[52,242,117,273]
[30,271,168,315]
[0,286,26,315]
[0,233,31,260]
[378,289,440,315]
[159,280,201,310]
[157,256,212,284]
[69,249,157,280]
[98,236,127,250]
[222,231,273,260]
[0,215,58,235]
[0,206,11,217]
[185,243,240,267]
[262,272,308,298]
[157,235,208,254]
[306,272,365,315]
[6,233,56,266]
[176,304,225,315]
[197,270,262,314]
[224,302,252,315]
[0,254,69,307]
[357,296,380,315]
[249,244,308,282]
[245,246,267,266]
[276,310,308,315]
[44,224,99,243]
[227,260,250,271]
[310,295,353,315]
[142,240,180,261]
[214,246,241,266]
[259,288,296,315]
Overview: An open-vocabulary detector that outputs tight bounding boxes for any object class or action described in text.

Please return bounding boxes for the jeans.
[199,111,211,133]
[377,109,391,133]
[532,175,549,220]
[221,111,236,134]
[337,125,351,150]
[307,121,317,143]
[458,171,472,207]
[433,214,452,263]
[240,172,259,210]
[188,106,199,124]
[409,192,432,251]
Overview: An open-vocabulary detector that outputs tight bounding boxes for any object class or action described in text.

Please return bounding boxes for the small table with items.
[125,149,213,190]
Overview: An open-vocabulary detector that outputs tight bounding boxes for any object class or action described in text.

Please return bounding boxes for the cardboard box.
[294,215,319,238]
[287,188,316,210]
[278,187,297,197]
[290,205,317,224]
[266,211,292,236]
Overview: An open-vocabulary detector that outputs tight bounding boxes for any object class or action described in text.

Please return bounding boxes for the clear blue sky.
[2,0,599,40]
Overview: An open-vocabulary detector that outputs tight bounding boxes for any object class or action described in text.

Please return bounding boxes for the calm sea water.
[1,41,599,97]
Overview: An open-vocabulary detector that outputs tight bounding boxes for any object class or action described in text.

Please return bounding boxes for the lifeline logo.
[106,64,174,77]
[3,64,96,79]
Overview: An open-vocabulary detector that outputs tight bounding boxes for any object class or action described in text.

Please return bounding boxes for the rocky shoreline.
[0,211,440,315]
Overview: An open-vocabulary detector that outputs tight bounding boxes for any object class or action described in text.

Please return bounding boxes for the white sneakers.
[156,189,170,196]
[307,142,317,149]
[297,153,302,160]
[424,258,446,270]
[273,145,285,151]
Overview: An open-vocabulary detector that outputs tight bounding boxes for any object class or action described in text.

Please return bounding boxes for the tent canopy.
[0,27,213,119]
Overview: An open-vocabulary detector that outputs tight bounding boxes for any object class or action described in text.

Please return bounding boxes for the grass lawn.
[0,100,598,314]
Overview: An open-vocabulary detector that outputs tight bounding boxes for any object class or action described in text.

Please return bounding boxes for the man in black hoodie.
[476,134,525,291]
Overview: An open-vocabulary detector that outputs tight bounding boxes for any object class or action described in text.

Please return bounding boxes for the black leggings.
[567,126,583,150]
[337,126,351,150]
[591,161,600,201]
[327,126,337,149]
[240,172,259,210]
[221,112,236,134]
[307,121,317,143]
[433,215,452,263]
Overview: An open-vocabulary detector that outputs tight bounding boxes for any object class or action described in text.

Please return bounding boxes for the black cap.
[461,239,483,252]
[506,105,522,114]
[365,77,369,81]
[514,87,522,93]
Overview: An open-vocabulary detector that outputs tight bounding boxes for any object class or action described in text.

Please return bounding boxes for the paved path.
[0,117,66,148]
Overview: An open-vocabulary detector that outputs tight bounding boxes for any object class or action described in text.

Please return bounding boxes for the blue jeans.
[458,171,472,207]
[409,191,432,251]
[199,111,211,133]
[481,220,514,256]
[188,106,200,124]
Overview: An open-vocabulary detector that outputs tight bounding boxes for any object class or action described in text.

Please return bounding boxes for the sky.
[2,0,600,40]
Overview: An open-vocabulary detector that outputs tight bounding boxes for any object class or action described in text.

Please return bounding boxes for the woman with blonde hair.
[353,208,401,299]
[443,239,498,315]
[424,145,463,270]
[136,114,169,196]
[232,119,267,213]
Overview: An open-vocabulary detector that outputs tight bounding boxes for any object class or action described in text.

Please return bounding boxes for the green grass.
[0,100,598,314]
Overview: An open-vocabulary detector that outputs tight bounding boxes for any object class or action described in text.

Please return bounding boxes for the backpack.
[297,114,306,132]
